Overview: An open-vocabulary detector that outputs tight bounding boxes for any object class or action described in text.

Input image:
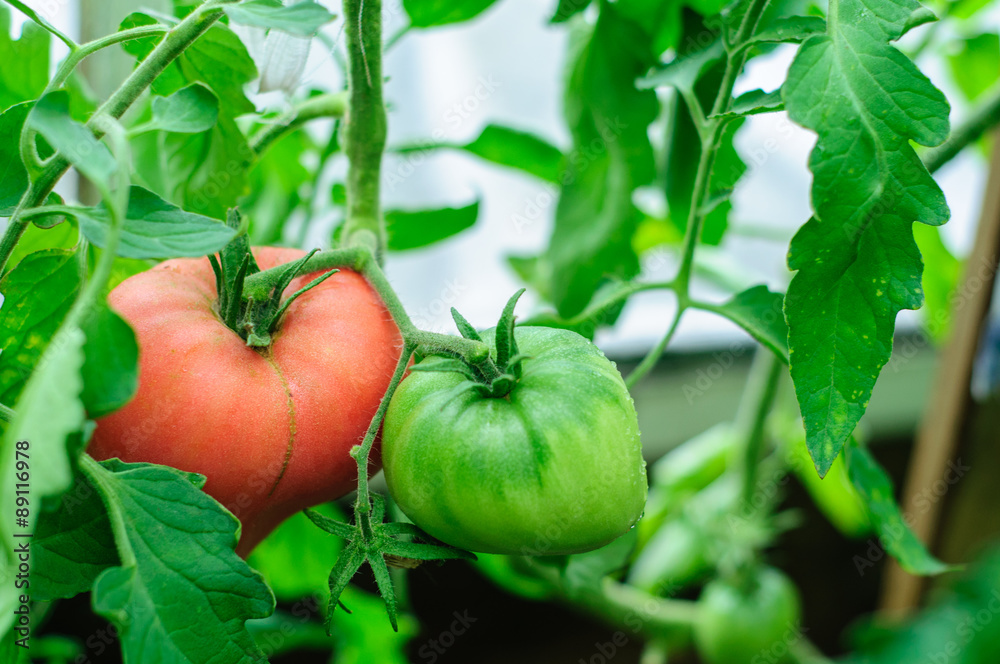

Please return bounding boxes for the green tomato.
[382,326,647,555]
[694,566,801,664]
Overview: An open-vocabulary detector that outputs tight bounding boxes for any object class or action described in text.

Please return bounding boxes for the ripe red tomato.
[88,247,401,555]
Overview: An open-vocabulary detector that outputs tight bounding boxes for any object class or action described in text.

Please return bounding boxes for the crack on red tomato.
[264,351,296,497]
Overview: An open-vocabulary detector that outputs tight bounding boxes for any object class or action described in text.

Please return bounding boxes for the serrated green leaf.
[79,304,138,418]
[0,249,81,407]
[27,92,118,196]
[85,458,275,664]
[33,471,118,600]
[226,0,335,37]
[913,224,960,342]
[403,0,499,27]
[0,6,49,112]
[0,102,31,214]
[146,83,220,134]
[385,201,479,251]
[462,124,564,182]
[702,285,789,362]
[71,185,238,259]
[782,0,950,475]
[845,441,952,575]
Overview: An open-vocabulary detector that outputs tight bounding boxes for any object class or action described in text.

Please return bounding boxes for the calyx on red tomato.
[88,242,401,556]
[382,292,648,555]
[694,565,801,664]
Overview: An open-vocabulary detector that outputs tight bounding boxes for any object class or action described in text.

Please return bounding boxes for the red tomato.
[89,247,401,555]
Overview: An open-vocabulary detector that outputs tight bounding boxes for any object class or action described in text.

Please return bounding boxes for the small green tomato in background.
[382,292,647,555]
[694,565,802,664]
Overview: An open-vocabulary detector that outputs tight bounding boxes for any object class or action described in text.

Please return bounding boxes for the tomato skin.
[694,566,801,664]
[88,247,401,555]
[382,326,647,555]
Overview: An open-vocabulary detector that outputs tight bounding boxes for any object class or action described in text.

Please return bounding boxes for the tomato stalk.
[733,350,784,508]
[248,91,350,157]
[340,0,388,258]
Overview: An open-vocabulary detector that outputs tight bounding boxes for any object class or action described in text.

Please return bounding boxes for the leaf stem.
[0,2,227,274]
[340,0,388,256]
[625,302,686,389]
[924,83,1000,174]
[249,91,349,156]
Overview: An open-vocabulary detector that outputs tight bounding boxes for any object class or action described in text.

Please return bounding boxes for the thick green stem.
[249,92,350,156]
[0,3,227,274]
[341,0,387,255]
[734,349,783,505]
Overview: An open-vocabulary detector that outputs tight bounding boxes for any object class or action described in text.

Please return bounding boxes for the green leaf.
[845,441,952,575]
[79,304,138,418]
[226,0,335,37]
[27,92,118,197]
[782,0,950,476]
[5,217,78,272]
[702,285,789,362]
[0,6,50,112]
[0,325,86,636]
[0,102,31,214]
[145,83,220,134]
[0,249,81,407]
[713,88,784,119]
[451,307,483,342]
[86,458,275,664]
[385,201,479,251]
[541,4,657,316]
[403,0,500,27]
[462,124,564,182]
[121,13,258,115]
[72,185,238,259]
[33,471,118,600]
[947,32,1000,102]
[745,15,827,47]
[132,114,254,219]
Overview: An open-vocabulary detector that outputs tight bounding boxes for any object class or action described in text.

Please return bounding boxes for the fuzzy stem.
[249,92,350,156]
[341,0,388,256]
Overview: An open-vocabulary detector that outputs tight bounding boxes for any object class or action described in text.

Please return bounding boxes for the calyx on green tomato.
[88,246,401,556]
[694,565,801,664]
[382,293,647,555]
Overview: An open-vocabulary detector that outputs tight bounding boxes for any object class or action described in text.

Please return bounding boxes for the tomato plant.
[0,0,997,661]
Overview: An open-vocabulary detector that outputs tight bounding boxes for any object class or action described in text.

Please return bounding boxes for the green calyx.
[209,209,338,348]
[413,289,529,398]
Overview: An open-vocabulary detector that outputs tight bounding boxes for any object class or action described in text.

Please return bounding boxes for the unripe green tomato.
[694,566,801,664]
[382,326,647,555]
